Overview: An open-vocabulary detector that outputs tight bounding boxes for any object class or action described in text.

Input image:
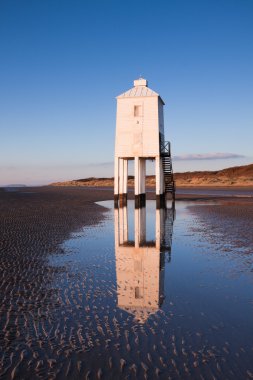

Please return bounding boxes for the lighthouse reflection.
[114,202,175,323]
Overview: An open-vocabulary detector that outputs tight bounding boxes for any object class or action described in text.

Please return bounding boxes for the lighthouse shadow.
[114,200,175,323]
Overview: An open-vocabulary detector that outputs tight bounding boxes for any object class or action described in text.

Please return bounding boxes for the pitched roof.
[117,78,165,104]
[117,86,159,98]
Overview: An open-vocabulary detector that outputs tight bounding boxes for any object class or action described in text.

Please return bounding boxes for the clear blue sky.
[0,0,252,185]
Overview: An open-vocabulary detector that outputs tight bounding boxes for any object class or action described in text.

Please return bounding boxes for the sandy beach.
[0,186,253,379]
[0,187,113,379]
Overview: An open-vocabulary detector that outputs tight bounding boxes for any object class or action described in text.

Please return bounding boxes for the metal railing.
[160,141,171,155]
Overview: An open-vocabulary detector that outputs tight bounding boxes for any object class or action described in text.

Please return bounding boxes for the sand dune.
[51,163,253,187]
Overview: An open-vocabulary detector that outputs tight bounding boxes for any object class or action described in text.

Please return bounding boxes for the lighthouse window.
[134,105,142,117]
[135,287,143,299]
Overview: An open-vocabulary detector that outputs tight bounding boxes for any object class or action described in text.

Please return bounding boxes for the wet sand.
[0,186,253,379]
[0,187,113,379]
[188,200,253,273]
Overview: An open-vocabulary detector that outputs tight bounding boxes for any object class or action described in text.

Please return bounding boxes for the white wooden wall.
[115,96,161,158]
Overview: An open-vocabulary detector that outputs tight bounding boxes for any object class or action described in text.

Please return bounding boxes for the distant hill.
[4,184,27,188]
[50,163,253,187]
[174,163,253,186]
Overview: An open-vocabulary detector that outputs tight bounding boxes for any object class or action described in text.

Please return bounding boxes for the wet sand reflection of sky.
[2,199,252,379]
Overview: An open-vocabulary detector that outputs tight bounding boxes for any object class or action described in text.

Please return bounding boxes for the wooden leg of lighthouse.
[155,208,165,250]
[114,157,119,208]
[119,159,127,207]
[123,159,128,205]
[140,158,146,205]
[135,157,146,208]
[134,207,146,247]
[134,157,140,208]
[123,205,128,242]
[139,206,146,244]
[119,206,128,244]
[156,156,165,208]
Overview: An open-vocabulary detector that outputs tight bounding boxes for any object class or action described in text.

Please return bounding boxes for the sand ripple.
[0,189,253,379]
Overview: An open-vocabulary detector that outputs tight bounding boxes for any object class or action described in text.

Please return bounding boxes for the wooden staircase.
[161,141,175,198]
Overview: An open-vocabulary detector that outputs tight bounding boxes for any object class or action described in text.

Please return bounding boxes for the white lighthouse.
[114,78,174,208]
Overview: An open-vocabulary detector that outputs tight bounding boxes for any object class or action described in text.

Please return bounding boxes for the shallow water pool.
[46,200,253,379]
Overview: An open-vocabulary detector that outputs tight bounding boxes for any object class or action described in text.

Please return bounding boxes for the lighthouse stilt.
[134,157,146,208]
[118,159,128,207]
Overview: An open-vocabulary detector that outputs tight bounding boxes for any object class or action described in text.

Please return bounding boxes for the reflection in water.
[114,203,175,323]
